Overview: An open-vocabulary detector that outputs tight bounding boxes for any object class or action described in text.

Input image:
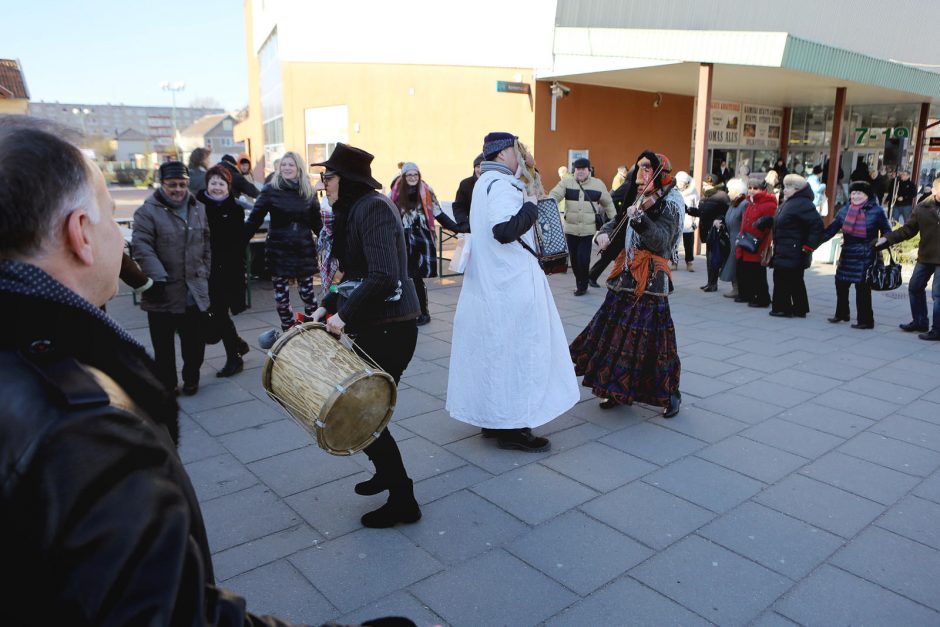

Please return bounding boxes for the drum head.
[318,371,397,455]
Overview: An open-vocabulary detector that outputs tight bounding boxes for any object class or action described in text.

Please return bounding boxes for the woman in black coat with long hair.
[197,165,250,376]
[245,151,322,330]
[769,174,824,318]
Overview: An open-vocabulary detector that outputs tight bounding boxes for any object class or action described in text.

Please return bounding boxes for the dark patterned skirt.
[569,289,681,408]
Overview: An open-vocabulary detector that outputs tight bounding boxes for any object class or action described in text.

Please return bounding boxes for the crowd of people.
[5,111,940,623]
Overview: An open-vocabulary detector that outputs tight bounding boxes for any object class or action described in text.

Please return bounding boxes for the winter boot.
[361,479,422,528]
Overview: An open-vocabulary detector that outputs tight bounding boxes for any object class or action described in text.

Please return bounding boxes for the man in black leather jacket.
[0,117,319,626]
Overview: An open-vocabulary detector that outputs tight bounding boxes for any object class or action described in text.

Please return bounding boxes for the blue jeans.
[908,262,940,330]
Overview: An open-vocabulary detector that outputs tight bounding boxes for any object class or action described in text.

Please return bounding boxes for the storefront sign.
[742,104,784,149]
[928,137,940,152]
[496,81,530,94]
[708,101,741,147]
[854,127,911,146]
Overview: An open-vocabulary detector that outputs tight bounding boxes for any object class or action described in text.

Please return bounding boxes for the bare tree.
[189,96,223,110]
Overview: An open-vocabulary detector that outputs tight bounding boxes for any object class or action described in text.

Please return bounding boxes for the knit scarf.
[842,202,868,239]
[608,248,672,298]
[390,179,435,235]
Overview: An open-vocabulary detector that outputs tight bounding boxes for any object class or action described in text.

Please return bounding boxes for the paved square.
[108,258,940,624]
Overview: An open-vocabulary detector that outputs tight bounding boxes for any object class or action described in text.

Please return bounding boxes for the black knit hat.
[482,132,517,160]
[159,161,189,180]
[849,180,873,197]
[311,143,382,189]
[572,157,591,169]
[220,154,237,165]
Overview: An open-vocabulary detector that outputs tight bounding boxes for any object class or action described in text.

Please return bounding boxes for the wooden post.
[693,63,713,255]
[825,87,846,226]
[911,102,931,189]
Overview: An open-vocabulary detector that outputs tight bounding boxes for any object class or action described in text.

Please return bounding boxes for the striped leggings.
[272,275,317,330]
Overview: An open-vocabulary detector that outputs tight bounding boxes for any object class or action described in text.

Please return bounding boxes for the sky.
[5,1,249,111]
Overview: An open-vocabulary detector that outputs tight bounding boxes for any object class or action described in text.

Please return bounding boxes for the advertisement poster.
[708,101,741,147]
[742,104,784,149]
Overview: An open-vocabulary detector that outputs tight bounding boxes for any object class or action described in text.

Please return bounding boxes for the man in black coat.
[450,152,483,233]
[890,169,917,225]
[688,174,730,291]
[0,117,309,625]
[220,153,260,199]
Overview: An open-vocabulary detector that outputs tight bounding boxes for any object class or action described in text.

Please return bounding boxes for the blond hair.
[272,151,314,200]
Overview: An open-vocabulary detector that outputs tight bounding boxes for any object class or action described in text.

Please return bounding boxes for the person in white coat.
[446,132,579,452]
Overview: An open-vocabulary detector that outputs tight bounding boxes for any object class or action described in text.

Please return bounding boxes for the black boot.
[361,479,421,528]
[217,355,244,377]
[355,475,391,496]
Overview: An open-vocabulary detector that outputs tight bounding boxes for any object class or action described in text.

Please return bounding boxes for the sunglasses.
[320,172,336,184]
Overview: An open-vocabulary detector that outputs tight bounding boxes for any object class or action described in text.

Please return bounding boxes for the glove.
[146,281,167,300]
[754,216,773,230]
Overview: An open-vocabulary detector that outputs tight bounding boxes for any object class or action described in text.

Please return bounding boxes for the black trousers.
[772,267,809,315]
[566,234,593,291]
[738,261,770,306]
[353,320,419,485]
[413,276,428,316]
[682,232,695,263]
[835,279,873,324]
[147,307,205,390]
[211,306,243,359]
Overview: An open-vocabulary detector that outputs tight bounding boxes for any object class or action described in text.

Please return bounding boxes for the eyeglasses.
[163,181,189,190]
[404,172,420,178]
[320,172,336,184]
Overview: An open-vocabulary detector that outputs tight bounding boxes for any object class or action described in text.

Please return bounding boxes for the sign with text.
[742,104,784,149]
[708,101,741,147]
[496,81,531,94]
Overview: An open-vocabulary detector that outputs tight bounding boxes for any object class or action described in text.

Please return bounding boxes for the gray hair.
[783,173,808,190]
[0,116,97,259]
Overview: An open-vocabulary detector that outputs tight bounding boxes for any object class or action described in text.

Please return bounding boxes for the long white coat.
[446,169,579,428]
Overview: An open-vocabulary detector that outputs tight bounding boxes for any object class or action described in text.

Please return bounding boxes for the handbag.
[448,234,471,273]
[578,181,607,231]
[201,311,222,345]
[867,248,903,291]
[736,231,759,253]
[760,241,773,267]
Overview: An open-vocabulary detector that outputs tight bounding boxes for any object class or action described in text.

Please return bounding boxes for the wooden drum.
[261,322,396,455]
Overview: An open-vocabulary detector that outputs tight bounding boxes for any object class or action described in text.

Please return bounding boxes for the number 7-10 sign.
[855,127,910,145]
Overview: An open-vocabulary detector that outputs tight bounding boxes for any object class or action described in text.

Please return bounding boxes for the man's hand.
[326,313,346,336]
[713,219,722,228]
[596,232,610,251]
[875,236,888,248]
[311,307,328,322]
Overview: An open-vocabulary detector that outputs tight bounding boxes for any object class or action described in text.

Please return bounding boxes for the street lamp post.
[160,81,186,160]
[69,107,91,135]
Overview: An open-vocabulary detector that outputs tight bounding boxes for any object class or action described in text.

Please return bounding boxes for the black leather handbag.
[867,248,903,291]
[736,231,759,253]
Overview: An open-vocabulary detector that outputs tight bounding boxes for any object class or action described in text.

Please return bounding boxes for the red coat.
[736,191,777,262]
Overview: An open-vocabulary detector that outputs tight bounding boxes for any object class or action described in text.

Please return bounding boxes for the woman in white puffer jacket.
[675,171,699,271]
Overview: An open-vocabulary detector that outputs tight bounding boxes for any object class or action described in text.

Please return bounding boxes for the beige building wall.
[234,0,264,180]
[280,62,536,199]
[0,100,29,115]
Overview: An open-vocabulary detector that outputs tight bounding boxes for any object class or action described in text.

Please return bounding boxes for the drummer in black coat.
[687,174,730,291]
[197,165,250,377]
[769,174,824,318]
[245,151,323,331]
[311,143,422,530]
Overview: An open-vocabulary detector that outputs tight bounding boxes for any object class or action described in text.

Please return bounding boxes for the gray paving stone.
[755,474,884,538]
[766,368,843,393]
[680,354,741,377]
[699,501,843,579]
[186,452,259,502]
[414,464,493,506]
[871,414,940,452]
[775,563,940,627]
[178,425,226,463]
[223,559,337,624]
[581,482,715,550]
[687,393,784,425]
[749,611,800,627]
[508,510,652,595]
[674,370,735,398]
[914,471,940,503]
[248,446,363,497]
[741,418,844,458]
[398,490,527,564]
[412,336,453,361]
[898,399,940,426]
[191,399,286,436]
[393,387,445,419]
[212,523,323,582]
[798,451,919,505]
[643,456,764,513]
[200,485,302,552]
[876,495,940,550]
[284,473,375,539]
[445,432,549,475]
[337,591,446,627]
[814,388,900,420]
[540,441,657,492]
[631,535,792,626]
[397,408,480,445]
[696,436,808,483]
[868,360,940,391]
[289,528,442,614]
[679,340,746,361]
[728,350,807,374]
[177,380,255,414]
[546,576,711,627]
[776,402,874,438]
[793,356,871,381]
[846,376,926,405]
[410,549,577,627]
[566,398,652,431]
[716,368,768,386]
[218,419,310,464]
[831,526,940,612]
[392,435,466,483]
[600,422,706,465]
[839,431,940,477]
[400,363,451,397]
[471,463,597,525]
[652,407,748,443]
[734,380,817,408]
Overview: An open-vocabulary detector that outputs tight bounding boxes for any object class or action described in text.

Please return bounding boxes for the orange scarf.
[608,249,672,298]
